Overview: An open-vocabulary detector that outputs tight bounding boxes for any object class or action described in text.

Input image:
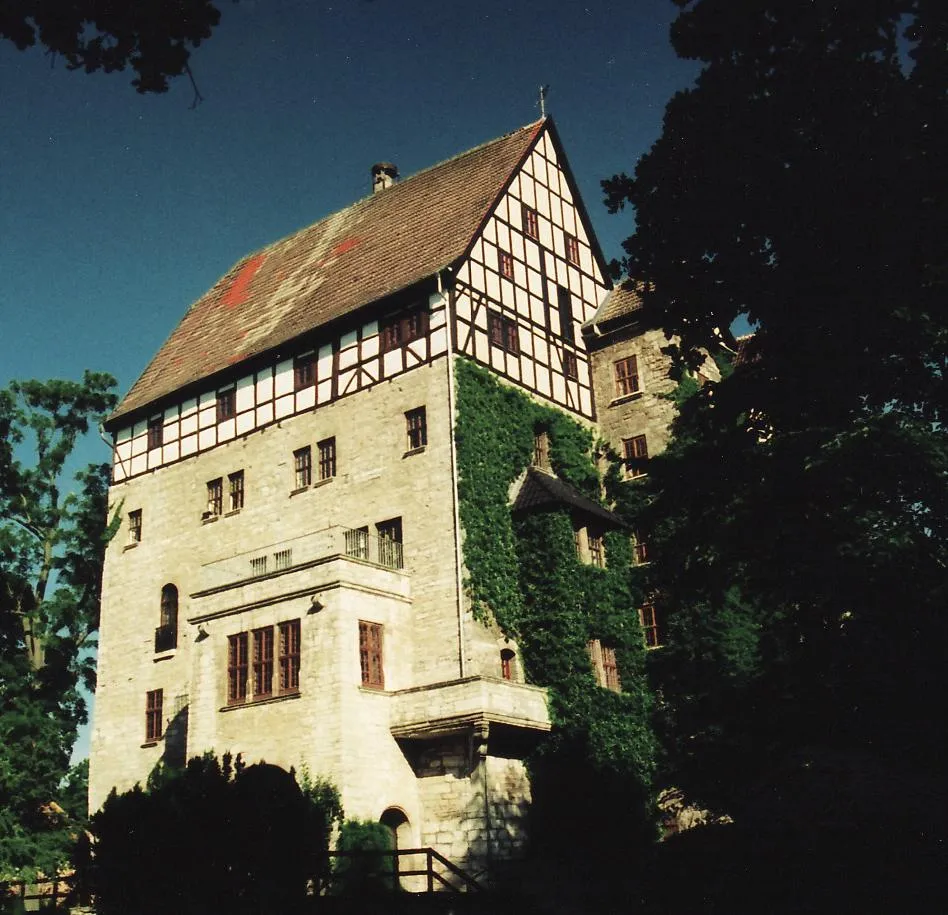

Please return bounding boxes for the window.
[533,430,550,469]
[228,633,249,704]
[381,306,428,352]
[587,640,621,692]
[229,470,244,511]
[216,388,236,423]
[279,620,301,693]
[565,233,580,265]
[294,446,312,489]
[563,351,578,380]
[294,353,315,391]
[147,416,163,451]
[640,604,661,648]
[145,689,164,742]
[274,548,293,571]
[229,620,300,703]
[557,285,574,343]
[500,648,516,681]
[250,555,268,577]
[633,532,650,565]
[498,249,514,279]
[128,509,142,544]
[405,407,427,451]
[253,627,274,698]
[624,435,649,478]
[156,584,178,652]
[206,478,223,517]
[345,526,369,560]
[359,621,384,689]
[318,437,336,481]
[488,310,519,355]
[376,518,403,569]
[522,204,539,239]
[588,529,606,568]
[614,356,640,398]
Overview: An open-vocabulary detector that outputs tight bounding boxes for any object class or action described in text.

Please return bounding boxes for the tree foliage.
[0,1,224,95]
[603,0,948,811]
[0,372,116,874]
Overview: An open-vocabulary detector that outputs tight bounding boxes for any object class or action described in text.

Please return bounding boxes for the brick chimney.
[371,162,398,193]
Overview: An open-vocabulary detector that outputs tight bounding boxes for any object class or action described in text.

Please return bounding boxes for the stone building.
[89,118,684,878]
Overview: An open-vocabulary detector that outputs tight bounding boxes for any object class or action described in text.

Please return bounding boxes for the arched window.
[156,585,178,652]
[500,648,516,681]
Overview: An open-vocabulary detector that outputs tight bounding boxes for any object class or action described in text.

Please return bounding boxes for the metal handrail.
[325,846,484,894]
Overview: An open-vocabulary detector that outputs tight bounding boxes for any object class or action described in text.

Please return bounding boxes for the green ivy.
[454,358,658,838]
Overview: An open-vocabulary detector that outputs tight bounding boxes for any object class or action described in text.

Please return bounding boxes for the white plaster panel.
[562,206,576,236]
[521,153,533,176]
[316,381,332,405]
[520,357,535,389]
[514,284,529,316]
[131,434,145,457]
[199,406,215,430]
[147,449,160,471]
[339,368,358,395]
[362,358,380,383]
[534,337,549,365]
[539,132,550,158]
[383,350,401,377]
[527,267,542,297]
[338,346,358,370]
[473,329,488,359]
[198,427,216,450]
[163,420,179,442]
[180,413,198,437]
[469,261,485,293]
[115,426,132,445]
[181,397,198,418]
[218,418,236,443]
[295,386,316,411]
[254,374,272,404]
[234,377,253,411]
[130,454,146,476]
[561,179,573,205]
[535,183,550,219]
[525,244,540,271]
[494,195,508,224]
[162,441,180,464]
[115,440,132,462]
[519,175,535,208]
[112,464,127,482]
[404,348,421,370]
[511,230,525,263]
[482,219,496,244]
[180,434,198,457]
[317,346,333,378]
[341,330,358,351]
[199,391,215,408]
[430,327,447,355]
[490,345,504,372]
[568,266,582,296]
[455,293,471,321]
[500,277,516,309]
[361,334,380,358]
[530,296,546,326]
[456,261,471,285]
[132,420,146,437]
[256,403,274,426]
[473,304,487,330]
[551,372,565,404]
[539,219,553,251]
[518,330,533,357]
[485,270,500,302]
[275,394,294,419]
[429,308,446,329]
[580,388,592,416]
[536,367,551,396]
[506,354,521,382]
[274,360,294,396]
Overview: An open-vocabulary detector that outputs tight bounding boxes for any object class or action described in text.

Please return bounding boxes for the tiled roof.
[511,466,622,527]
[110,120,546,425]
[584,279,643,329]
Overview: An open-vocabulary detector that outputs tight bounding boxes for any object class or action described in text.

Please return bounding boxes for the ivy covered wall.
[454,358,658,848]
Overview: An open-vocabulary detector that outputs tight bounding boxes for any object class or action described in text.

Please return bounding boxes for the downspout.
[440,268,467,679]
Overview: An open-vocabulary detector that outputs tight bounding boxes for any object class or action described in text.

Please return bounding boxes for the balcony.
[196,525,405,593]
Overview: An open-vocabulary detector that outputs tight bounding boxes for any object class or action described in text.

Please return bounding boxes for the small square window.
[229,470,244,511]
[145,688,164,741]
[498,250,514,279]
[318,437,336,481]
[147,416,163,451]
[128,509,142,543]
[294,354,315,391]
[206,478,223,517]
[624,435,649,479]
[522,204,539,239]
[294,446,312,489]
[565,233,580,265]
[359,620,384,689]
[406,407,427,451]
[614,356,640,398]
[216,388,236,424]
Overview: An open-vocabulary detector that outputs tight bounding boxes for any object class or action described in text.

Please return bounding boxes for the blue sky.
[0,0,699,760]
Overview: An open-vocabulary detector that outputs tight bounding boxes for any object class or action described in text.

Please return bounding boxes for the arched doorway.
[379,807,414,890]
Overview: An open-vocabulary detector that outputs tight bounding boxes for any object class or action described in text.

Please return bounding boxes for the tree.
[0,371,117,874]
[0,1,224,97]
[604,0,948,810]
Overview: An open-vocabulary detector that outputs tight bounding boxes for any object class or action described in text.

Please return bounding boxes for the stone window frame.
[405,406,427,452]
[228,470,245,512]
[587,639,621,692]
[128,508,142,544]
[294,445,312,490]
[318,437,336,481]
[145,688,164,742]
[624,435,649,479]
[613,355,641,399]
[359,620,384,689]
[227,619,301,706]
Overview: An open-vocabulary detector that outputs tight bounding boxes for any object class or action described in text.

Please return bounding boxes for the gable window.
[557,285,575,343]
[406,407,427,451]
[381,306,428,353]
[359,620,384,689]
[294,446,312,490]
[145,689,164,742]
[294,353,315,391]
[376,517,403,569]
[563,351,578,380]
[587,640,621,692]
[253,627,274,698]
[227,632,249,704]
[216,388,236,424]
[147,416,163,451]
[624,435,649,478]
[318,437,336,481]
[565,233,580,265]
[498,249,514,279]
[500,648,516,681]
[279,620,301,693]
[640,603,661,648]
[128,509,142,544]
[522,204,539,239]
[488,310,519,355]
[156,584,178,652]
[229,470,244,511]
[614,356,640,398]
[206,478,223,517]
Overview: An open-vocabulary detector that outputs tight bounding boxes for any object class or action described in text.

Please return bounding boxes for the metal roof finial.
[538,84,550,118]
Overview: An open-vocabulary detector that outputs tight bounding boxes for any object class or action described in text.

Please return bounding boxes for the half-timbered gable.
[453,125,610,419]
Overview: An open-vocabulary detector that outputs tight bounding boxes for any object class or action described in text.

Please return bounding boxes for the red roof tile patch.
[110,120,544,425]
[585,279,644,328]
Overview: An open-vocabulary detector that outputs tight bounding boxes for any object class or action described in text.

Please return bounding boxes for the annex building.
[89,118,690,876]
